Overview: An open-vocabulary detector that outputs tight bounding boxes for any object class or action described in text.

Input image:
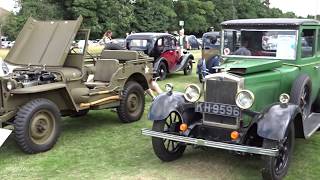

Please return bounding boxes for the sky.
[269,0,319,17]
[0,0,15,12]
[0,0,319,17]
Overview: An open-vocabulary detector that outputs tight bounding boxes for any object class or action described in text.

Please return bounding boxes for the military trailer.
[142,18,320,179]
[0,16,153,154]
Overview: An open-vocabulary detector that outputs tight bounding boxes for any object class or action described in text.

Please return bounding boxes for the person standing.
[100,30,113,45]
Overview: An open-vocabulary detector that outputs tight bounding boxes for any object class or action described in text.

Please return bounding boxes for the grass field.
[0,48,320,179]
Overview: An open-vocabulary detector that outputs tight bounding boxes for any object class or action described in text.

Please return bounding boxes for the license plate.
[195,102,241,118]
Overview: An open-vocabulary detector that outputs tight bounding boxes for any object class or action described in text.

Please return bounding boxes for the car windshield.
[222,29,298,60]
[128,39,149,50]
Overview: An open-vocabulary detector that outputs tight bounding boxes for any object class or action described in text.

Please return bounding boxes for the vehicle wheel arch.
[293,112,304,138]
[127,72,149,90]
[12,88,76,112]
[154,57,169,72]
[256,103,302,141]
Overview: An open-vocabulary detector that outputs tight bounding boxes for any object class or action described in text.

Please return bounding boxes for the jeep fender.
[148,92,185,120]
[257,103,301,141]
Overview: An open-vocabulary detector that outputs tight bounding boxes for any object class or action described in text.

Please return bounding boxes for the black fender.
[257,103,301,141]
[174,53,194,72]
[148,92,185,121]
[153,57,167,73]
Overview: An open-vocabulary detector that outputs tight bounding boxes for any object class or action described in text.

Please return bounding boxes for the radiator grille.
[204,78,238,125]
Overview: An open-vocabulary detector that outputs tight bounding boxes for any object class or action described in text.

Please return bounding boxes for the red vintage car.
[126,33,194,80]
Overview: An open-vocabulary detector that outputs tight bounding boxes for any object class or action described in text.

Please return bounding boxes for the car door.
[298,27,320,102]
[160,36,177,71]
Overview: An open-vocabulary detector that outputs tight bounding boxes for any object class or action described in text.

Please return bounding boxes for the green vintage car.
[142,18,320,179]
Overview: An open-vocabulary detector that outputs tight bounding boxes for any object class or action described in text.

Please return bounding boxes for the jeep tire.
[104,43,124,50]
[14,99,61,154]
[117,81,145,123]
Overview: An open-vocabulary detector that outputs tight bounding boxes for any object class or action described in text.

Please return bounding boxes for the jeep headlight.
[235,90,254,109]
[5,79,17,91]
[6,81,13,90]
[184,84,201,102]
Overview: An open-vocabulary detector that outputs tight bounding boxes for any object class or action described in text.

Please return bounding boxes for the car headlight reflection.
[184,84,201,102]
[235,90,254,109]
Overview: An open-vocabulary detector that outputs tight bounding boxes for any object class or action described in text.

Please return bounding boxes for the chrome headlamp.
[235,90,255,109]
[184,84,201,102]
[279,93,290,104]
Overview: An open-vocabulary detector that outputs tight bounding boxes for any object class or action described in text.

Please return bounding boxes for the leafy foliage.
[3,0,312,40]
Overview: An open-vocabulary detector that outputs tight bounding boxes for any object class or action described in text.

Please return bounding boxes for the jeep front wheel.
[117,81,145,123]
[151,112,186,161]
[14,99,61,154]
[261,122,295,180]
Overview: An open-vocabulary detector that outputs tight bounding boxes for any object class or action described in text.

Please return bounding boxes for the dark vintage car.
[184,35,200,50]
[197,31,221,82]
[142,18,320,179]
[126,33,194,80]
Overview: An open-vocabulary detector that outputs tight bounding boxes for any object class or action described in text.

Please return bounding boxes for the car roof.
[203,31,220,37]
[126,32,174,39]
[221,18,320,27]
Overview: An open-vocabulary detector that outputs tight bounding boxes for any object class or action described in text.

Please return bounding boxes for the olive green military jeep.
[0,16,153,154]
[143,18,320,179]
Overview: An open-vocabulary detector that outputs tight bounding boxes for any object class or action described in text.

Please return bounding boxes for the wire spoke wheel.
[152,112,186,161]
[262,122,295,180]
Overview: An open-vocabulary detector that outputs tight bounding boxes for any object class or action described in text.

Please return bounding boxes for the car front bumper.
[142,128,279,157]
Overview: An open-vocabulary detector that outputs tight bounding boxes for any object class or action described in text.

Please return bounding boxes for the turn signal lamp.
[180,123,188,132]
[231,131,239,140]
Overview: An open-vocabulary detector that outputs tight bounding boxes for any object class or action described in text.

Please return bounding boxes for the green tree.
[173,0,216,34]
[64,0,135,38]
[131,0,177,33]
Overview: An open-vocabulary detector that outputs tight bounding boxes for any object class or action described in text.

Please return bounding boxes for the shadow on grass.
[0,109,123,156]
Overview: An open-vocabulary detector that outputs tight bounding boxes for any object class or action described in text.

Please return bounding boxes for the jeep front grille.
[203,76,240,129]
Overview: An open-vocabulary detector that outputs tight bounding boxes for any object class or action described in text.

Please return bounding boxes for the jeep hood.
[5,16,83,66]
[221,59,282,75]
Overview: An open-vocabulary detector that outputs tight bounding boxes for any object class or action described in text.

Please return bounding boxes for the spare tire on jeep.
[104,43,125,50]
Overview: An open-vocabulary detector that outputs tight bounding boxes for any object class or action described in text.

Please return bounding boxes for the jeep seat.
[84,59,119,88]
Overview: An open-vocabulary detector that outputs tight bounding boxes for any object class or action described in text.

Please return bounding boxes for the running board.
[303,113,320,138]
[141,128,279,157]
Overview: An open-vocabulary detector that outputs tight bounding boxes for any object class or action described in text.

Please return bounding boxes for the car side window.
[301,29,316,58]
[157,38,163,47]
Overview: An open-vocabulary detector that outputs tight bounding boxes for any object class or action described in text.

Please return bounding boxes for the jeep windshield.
[222,29,298,60]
